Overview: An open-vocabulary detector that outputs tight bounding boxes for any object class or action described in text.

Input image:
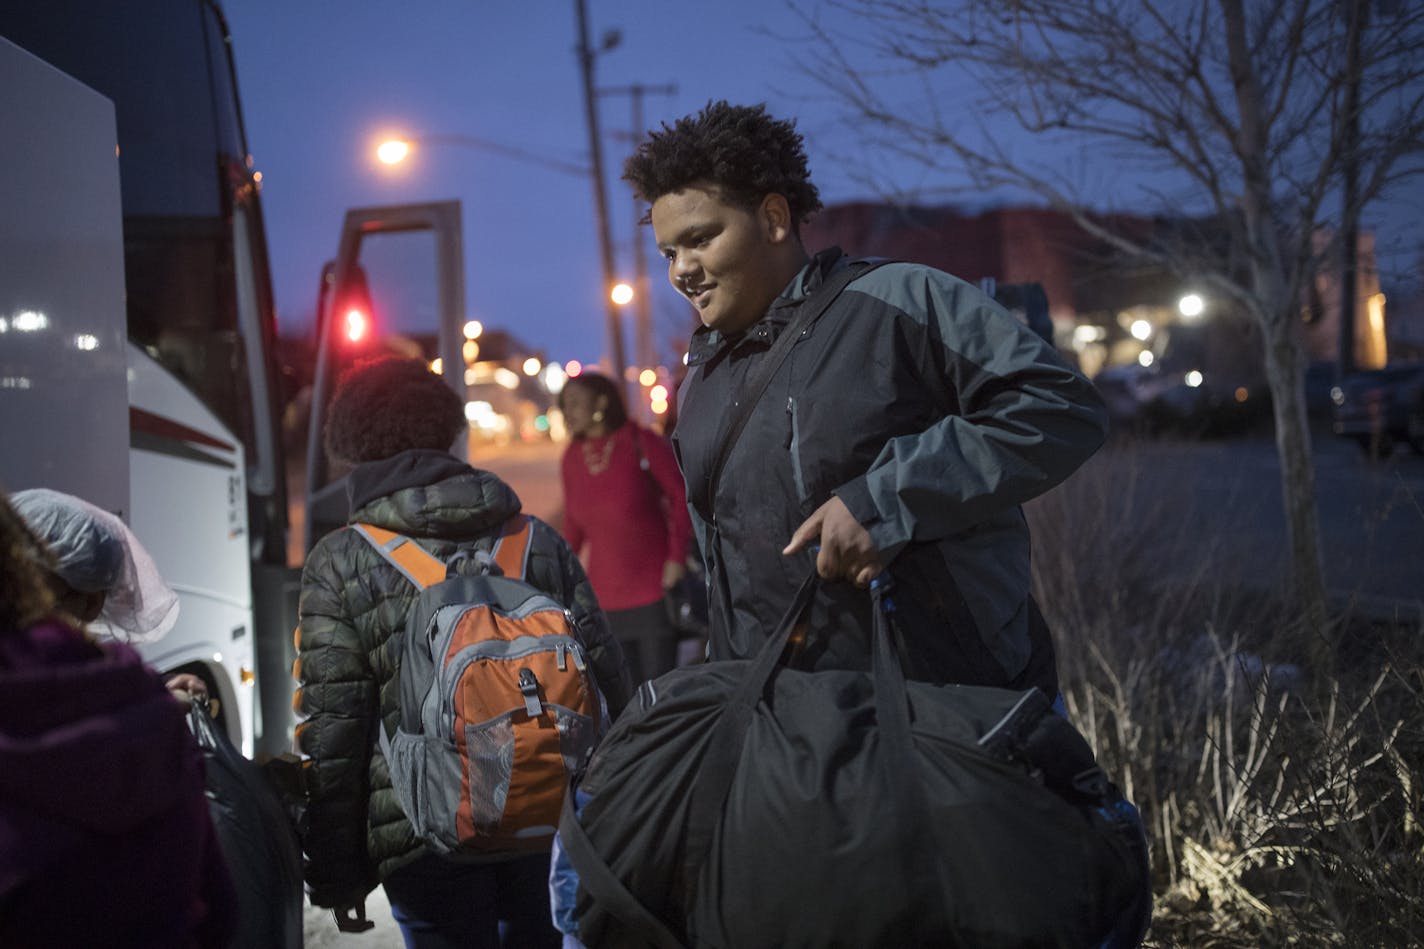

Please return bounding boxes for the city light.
[543,362,568,394]
[1185,370,1204,388]
[638,368,657,387]
[463,319,484,340]
[1178,293,1205,319]
[610,283,634,306]
[523,357,542,376]
[12,310,49,333]
[1072,324,1107,346]
[650,398,669,416]
[377,140,411,165]
[463,340,480,362]
[494,367,520,390]
[429,357,443,375]
[1130,319,1152,341]
[565,360,583,378]
[344,308,368,342]
[649,384,668,402]
[1138,350,1154,367]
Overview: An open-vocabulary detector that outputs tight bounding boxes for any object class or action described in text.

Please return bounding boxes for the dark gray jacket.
[672,249,1107,689]
[293,449,630,908]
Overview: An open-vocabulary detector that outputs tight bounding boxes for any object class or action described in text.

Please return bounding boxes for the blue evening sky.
[224,1,1421,368]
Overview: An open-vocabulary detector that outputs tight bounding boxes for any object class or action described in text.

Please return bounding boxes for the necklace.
[581,436,616,475]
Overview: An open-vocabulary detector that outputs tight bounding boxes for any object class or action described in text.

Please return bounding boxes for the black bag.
[187,701,305,949]
[557,574,1152,948]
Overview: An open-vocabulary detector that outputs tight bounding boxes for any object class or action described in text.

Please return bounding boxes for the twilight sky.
[223,1,1422,369]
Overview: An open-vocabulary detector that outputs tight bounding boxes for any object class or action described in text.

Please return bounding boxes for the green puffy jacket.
[293,449,631,908]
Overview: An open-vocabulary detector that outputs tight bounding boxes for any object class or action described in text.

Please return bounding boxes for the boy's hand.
[783,496,881,587]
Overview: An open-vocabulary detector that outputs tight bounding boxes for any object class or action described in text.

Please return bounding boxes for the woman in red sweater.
[558,372,694,683]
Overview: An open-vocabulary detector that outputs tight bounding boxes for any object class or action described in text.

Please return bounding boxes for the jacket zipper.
[786,396,809,503]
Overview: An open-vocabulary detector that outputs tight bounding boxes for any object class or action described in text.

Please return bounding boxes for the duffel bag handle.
[681,569,821,912]
[868,577,952,911]
[682,570,946,926]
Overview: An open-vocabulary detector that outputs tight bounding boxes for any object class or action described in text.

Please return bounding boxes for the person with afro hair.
[294,356,630,947]
[624,101,1109,700]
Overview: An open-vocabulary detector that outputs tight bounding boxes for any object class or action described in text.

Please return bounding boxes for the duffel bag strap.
[558,790,687,949]
[680,571,821,916]
[704,257,890,508]
[869,577,952,908]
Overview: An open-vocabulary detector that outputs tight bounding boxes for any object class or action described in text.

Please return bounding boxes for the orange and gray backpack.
[355,515,606,856]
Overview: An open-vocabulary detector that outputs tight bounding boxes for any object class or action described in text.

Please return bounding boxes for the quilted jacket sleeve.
[526,517,632,719]
[293,535,380,908]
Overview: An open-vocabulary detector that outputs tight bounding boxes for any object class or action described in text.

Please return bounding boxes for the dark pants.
[608,600,680,685]
[382,851,559,949]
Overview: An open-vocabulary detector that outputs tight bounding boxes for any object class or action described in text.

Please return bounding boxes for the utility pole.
[602,82,677,373]
[1337,0,1370,377]
[574,0,626,386]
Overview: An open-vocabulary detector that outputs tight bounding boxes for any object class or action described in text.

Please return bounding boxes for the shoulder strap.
[705,258,890,509]
[489,514,534,579]
[353,523,446,589]
[558,791,687,949]
[353,514,534,588]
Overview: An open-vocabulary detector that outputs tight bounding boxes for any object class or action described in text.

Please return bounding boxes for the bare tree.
[798,0,1424,672]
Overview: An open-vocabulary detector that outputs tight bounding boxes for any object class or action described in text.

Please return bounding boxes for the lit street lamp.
[369,124,627,385]
[373,134,587,177]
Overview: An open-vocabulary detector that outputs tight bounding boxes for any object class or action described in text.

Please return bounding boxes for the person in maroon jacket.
[0,491,236,949]
[558,372,695,683]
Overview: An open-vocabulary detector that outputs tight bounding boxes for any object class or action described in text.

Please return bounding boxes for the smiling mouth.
[685,285,712,307]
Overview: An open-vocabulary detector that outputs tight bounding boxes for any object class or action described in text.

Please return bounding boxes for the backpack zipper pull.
[556,642,569,671]
[518,667,544,717]
[569,644,587,672]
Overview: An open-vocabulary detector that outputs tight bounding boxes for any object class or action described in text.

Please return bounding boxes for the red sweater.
[560,423,693,612]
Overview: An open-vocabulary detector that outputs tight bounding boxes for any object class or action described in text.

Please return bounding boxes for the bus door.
[302,200,468,554]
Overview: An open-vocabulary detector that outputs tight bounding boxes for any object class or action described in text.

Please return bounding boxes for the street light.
[372,134,588,177]
[610,282,634,306]
[376,140,410,165]
[368,124,626,384]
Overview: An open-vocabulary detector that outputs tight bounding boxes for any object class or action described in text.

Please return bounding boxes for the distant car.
[1331,364,1424,456]
[1094,364,1268,437]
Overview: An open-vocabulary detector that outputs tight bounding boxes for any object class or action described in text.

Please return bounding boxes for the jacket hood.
[0,623,198,889]
[347,449,522,538]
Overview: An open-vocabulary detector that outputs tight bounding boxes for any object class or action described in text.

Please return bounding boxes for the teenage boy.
[624,101,1108,695]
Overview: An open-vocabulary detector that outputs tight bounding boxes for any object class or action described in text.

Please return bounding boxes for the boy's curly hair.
[622,101,822,230]
[324,356,466,466]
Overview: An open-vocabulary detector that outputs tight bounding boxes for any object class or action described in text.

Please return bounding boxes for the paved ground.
[302,887,403,948]
[1088,427,1423,615]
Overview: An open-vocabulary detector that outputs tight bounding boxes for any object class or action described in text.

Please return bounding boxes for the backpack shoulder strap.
[488,514,534,579]
[352,523,446,590]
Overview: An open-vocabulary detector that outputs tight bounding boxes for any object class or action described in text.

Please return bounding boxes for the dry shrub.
[1027,445,1424,947]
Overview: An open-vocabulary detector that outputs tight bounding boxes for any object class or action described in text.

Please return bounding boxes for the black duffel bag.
[186,699,305,949]
[557,573,1152,948]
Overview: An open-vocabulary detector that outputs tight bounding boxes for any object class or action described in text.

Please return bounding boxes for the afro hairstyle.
[323,356,466,466]
[622,101,822,230]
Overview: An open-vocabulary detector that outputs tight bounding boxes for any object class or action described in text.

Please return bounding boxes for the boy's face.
[651,183,794,337]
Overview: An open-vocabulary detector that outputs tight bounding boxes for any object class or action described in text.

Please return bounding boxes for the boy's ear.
[758,193,793,244]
